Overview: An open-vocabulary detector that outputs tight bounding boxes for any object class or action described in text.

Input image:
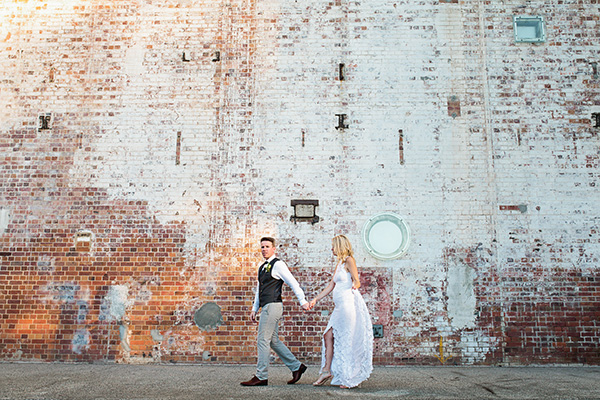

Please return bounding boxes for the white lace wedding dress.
[320,260,373,387]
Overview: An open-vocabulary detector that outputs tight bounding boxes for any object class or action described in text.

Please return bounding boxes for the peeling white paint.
[103,285,132,322]
[0,208,10,232]
[123,43,146,76]
[72,329,90,355]
[119,323,131,352]
[447,261,477,329]
[392,265,447,336]
[36,255,54,273]
[458,331,499,364]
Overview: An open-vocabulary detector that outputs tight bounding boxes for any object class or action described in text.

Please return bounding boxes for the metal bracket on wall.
[176,132,182,165]
[339,63,345,81]
[182,51,191,62]
[38,113,51,131]
[592,112,600,129]
[335,113,349,130]
[591,62,598,79]
[399,129,405,165]
[212,51,220,62]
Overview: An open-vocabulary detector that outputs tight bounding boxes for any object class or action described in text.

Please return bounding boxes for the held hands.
[308,298,317,310]
[253,304,311,320]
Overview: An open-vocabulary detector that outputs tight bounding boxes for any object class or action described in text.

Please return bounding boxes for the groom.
[240,237,309,386]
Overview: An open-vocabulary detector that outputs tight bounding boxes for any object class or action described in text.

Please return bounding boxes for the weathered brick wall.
[480,1,600,364]
[0,0,598,365]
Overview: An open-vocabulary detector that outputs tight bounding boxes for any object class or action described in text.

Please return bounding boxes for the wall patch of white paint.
[123,43,146,76]
[0,208,10,232]
[447,260,476,329]
[119,323,131,352]
[72,329,90,355]
[458,331,499,364]
[103,285,132,322]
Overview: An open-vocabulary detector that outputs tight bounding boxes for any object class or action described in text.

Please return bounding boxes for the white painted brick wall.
[0,0,598,364]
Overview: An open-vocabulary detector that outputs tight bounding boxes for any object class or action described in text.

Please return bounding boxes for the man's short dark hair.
[260,237,276,246]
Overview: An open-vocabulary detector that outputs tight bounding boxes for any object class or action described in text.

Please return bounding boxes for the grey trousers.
[256,302,301,380]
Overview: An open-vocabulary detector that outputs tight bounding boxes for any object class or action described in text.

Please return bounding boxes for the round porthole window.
[362,212,410,260]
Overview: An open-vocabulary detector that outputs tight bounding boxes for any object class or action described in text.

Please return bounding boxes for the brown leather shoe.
[240,376,268,386]
[287,363,307,385]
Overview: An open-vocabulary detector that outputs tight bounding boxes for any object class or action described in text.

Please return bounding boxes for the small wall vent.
[513,16,546,43]
[290,199,319,224]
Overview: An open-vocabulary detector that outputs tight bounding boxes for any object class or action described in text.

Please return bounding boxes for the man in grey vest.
[240,237,310,386]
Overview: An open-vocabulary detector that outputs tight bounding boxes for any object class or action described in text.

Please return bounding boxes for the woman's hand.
[309,298,317,309]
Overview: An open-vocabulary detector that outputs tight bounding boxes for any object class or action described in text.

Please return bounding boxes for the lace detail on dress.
[320,261,373,388]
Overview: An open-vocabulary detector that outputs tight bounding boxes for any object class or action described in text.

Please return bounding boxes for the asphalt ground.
[0,363,599,400]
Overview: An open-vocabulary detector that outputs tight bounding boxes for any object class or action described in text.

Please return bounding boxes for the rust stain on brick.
[447,96,461,118]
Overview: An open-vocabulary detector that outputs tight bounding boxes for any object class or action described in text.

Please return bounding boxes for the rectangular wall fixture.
[290,199,319,224]
[513,16,546,43]
[592,113,600,129]
[373,324,384,338]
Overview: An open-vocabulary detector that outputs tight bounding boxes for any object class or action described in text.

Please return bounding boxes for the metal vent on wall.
[290,199,319,224]
[513,16,546,43]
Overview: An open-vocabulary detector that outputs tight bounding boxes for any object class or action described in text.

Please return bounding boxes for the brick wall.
[0,0,598,365]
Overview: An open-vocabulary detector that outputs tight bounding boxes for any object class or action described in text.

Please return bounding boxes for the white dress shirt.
[252,256,308,312]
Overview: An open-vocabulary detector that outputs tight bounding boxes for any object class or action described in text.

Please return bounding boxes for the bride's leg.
[323,327,334,373]
[313,328,334,385]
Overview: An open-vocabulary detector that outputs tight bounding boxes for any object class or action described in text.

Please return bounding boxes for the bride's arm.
[346,256,361,290]
[308,277,335,309]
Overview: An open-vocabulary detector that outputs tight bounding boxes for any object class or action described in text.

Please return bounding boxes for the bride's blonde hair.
[332,235,354,265]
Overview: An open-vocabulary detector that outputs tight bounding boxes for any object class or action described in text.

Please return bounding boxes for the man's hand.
[302,303,310,311]
[250,310,258,323]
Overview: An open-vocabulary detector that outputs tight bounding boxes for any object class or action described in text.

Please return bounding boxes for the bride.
[308,235,373,388]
